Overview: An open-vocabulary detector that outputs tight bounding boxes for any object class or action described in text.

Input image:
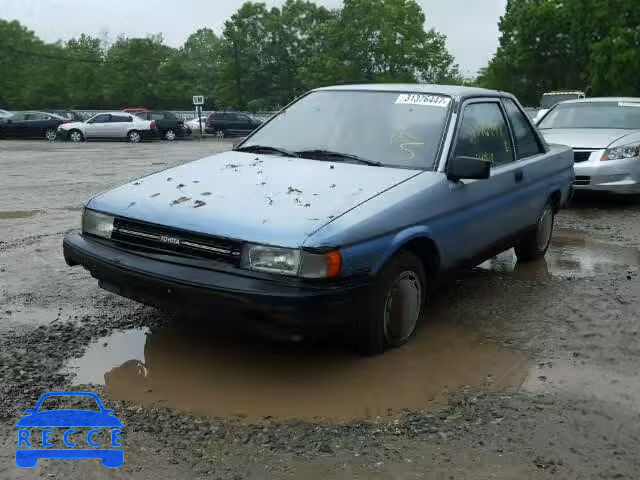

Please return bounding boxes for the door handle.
[514,170,524,183]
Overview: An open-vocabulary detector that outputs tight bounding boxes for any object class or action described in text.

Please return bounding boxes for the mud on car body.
[63,84,573,355]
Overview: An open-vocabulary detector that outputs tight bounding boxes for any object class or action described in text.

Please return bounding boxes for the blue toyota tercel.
[63,85,573,354]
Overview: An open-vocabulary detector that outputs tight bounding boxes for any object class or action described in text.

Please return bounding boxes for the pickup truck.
[134,111,191,141]
[63,84,573,355]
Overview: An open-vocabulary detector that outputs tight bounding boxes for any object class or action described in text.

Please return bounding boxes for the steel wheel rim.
[165,130,176,141]
[536,206,553,251]
[129,132,141,143]
[70,132,82,142]
[383,271,422,346]
[45,129,56,141]
[216,130,224,138]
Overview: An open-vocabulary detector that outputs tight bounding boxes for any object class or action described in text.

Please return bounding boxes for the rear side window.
[151,112,165,121]
[111,115,132,123]
[502,99,544,159]
[213,113,226,120]
[452,102,514,167]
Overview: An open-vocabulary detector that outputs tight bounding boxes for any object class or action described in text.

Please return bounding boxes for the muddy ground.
[1,139,639,479]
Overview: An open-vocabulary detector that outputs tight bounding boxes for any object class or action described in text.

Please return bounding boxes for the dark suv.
[205,112,262,138]
[134,111,191,141]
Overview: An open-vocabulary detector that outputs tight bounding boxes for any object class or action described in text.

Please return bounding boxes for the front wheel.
[68,130,83,142]
[214,129,225,139]
[353,251,426,355]
[514,201,554,262]
[128,130,141,143]
[164,129,176,141]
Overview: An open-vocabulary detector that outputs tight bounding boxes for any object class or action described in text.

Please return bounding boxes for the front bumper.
[63,232,366,335]
[574,152,640,194]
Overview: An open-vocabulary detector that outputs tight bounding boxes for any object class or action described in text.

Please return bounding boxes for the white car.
[57,112,158,143]
[185,115,208,131]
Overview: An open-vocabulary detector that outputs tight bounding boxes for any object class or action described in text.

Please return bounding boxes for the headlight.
[602,142,640,161]
[241,243,341,279]
[82,209,114,239]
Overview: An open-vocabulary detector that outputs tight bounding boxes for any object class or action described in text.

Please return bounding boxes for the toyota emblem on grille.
[160,235,180,245]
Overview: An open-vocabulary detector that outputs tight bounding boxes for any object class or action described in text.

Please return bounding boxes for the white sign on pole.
[193,95,204,106]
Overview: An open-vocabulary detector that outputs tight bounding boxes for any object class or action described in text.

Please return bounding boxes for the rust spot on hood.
[176,183,186,189]
[287,186,303,194]
[201,192,212,196]
[127,202,136,208]
[193,200,207,208]
[133,181,142,186]
[150,193,160,198]
[166,177,173,181]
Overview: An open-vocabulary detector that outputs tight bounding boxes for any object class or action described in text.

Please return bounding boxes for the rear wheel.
[128,130,141,143]
[354,251,426,355]
[69,130,83,142]
[215,129,225,139]
[44,128,57,141]
[514,200,554,262]
[164,129,176,141]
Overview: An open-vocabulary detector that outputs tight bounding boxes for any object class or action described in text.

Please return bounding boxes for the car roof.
[559,97,640,105]
[313,83,510,100]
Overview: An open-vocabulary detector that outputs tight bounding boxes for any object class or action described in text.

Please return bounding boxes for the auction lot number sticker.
[395,94,451,108]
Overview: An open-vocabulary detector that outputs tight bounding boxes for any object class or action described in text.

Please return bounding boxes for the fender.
[370,225,441,276]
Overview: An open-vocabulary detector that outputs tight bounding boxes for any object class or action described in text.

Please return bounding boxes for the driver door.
[85,114,112,138]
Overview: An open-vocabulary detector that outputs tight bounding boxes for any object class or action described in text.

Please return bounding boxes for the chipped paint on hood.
[87,151,421,248]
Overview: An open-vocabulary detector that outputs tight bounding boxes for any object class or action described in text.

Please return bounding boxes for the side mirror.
[447,156,491,181]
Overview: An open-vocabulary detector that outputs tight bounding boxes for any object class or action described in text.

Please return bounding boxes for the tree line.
[0,0,462,111]
[477,0,640,106]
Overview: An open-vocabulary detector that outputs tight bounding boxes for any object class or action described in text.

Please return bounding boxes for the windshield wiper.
[234,144,298,158]
[296,149,382,167]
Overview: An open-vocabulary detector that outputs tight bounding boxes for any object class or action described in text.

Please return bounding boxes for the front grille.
[573,150,595,163]
[111,217,243,264]
[574,175,591,186]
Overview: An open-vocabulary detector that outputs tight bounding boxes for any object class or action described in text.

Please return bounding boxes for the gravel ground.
[1,140,639,479]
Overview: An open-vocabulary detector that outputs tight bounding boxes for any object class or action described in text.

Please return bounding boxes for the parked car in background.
[43,109,85,122]
[534,90,586,123]
[186,115,208,132]
[537,97,640,194]
[135,110,191,140]
[57,112,158,143]
[0,109,11,118]
[63,84,573,355]
[122,107,148,114]
[205,112,262,138]
[0,111,69,140]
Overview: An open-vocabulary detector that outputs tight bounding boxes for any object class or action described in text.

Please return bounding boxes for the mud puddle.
[63,324,529,423]
[478,229,639,279]
[0,210,43,220]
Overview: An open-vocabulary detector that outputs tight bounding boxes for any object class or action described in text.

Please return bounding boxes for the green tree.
[64,34,104,108]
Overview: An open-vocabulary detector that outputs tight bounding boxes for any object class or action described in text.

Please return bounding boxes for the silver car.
[57,112,158,143]
[538,98,640,194]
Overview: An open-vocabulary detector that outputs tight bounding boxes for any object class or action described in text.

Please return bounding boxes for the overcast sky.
[2,0,506,75]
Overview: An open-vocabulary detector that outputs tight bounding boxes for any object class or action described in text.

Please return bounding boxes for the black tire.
[68,129,84,142]
[127,130,141,143]
[44,128,57,141]
[514,200,554,262]
[353,251,427,356]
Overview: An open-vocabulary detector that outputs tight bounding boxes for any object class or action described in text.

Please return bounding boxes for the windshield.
[538,102,640,130]
[240,90,451,169]
[540,93,583,109]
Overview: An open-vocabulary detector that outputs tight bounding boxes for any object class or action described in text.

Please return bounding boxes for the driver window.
[452,102,514,167]
[90,114,110,123]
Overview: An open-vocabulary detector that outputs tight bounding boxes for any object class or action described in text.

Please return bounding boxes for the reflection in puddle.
[64,325,529,422]
[0,210,43,219]
[478,230,640,279]
[523,361,640,413]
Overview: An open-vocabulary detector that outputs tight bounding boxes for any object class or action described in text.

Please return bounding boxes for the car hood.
[88,151,420,248]
[59,121,84,130]
[539,128,637,149]
[16,410,123,427]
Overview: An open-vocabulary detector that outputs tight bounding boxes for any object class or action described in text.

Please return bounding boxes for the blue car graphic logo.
[15,391,123,468]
